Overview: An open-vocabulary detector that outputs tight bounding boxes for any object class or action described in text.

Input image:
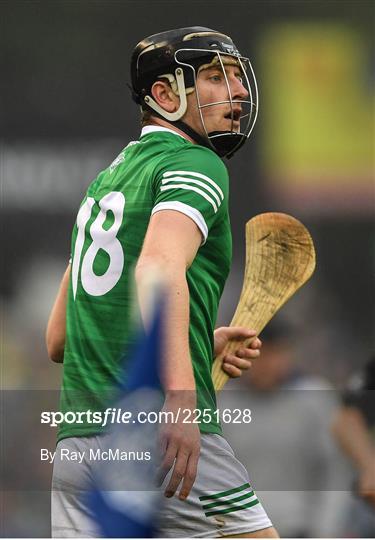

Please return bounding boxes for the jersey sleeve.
[151,145,229,243]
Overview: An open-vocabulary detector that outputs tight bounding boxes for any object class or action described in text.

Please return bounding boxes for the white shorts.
[52,433,272,538]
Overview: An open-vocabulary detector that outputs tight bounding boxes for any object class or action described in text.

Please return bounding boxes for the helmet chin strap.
[207,131,246,159]
[142,67,219,153]
[144,68,188,122]
[146,114,242,158]
[172,119,214,151]
[173,122,244,159]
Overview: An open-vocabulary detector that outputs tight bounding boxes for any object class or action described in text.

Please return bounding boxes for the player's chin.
[207,119,240,134]
[222,120,240,133]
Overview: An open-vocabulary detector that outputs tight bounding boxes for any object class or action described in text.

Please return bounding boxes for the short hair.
[140,108,153,126]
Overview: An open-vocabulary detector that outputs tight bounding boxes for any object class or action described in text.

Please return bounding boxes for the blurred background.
[1,0,374,537]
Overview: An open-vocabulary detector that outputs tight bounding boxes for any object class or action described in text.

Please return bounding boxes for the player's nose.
[230,76,249,100]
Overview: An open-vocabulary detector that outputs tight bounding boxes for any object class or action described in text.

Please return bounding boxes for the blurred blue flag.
[87,297,165,537]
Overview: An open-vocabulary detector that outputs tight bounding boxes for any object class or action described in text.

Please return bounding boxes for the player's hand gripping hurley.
[212,212,316,391]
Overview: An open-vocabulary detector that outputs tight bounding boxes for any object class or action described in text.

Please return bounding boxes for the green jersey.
[58,126,232,442]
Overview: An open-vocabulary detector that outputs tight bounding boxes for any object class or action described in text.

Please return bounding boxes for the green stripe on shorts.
[199,482,251,501]
[202,490,255,510]
[205,498,260,517]
[199,482,260,517]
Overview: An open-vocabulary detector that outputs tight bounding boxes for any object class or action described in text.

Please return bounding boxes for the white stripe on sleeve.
[151,201,208,243]
[160,184,218,213]
[163,170,224,200]
[162,176,222,207]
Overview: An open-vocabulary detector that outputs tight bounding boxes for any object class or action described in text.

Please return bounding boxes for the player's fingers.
[222,362,242,378]
[156,442,178,486]
[235,347,260,360]
[158,430,168,455]
[164,450,189,498]
[249,337,262,349]
[178,449,199,500]
[224,354,252,370]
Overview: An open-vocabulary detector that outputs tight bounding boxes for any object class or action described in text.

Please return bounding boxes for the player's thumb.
[226,327,257,340]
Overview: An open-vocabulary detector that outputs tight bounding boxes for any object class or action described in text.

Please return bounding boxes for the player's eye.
[209,73,223,82]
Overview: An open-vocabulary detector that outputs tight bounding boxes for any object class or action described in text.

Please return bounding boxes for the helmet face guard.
[174,49,258,159]
[130,27,259,159]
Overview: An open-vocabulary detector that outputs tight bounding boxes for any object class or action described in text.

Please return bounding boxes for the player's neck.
[147,117,196,144]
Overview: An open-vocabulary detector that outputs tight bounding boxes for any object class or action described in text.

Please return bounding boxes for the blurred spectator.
[331,356,375,537]
[219,323,350,537]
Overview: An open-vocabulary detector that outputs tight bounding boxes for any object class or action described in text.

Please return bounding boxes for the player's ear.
[150,80,179,113]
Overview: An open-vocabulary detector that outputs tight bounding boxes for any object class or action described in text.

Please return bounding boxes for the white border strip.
[151,201,208,243]
[141,126,186,139]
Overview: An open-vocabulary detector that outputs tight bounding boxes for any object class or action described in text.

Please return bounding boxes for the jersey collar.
[140,125,187,139]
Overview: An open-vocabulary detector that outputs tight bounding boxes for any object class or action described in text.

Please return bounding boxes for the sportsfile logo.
[41,408,162,428]
[41,407,252,427]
